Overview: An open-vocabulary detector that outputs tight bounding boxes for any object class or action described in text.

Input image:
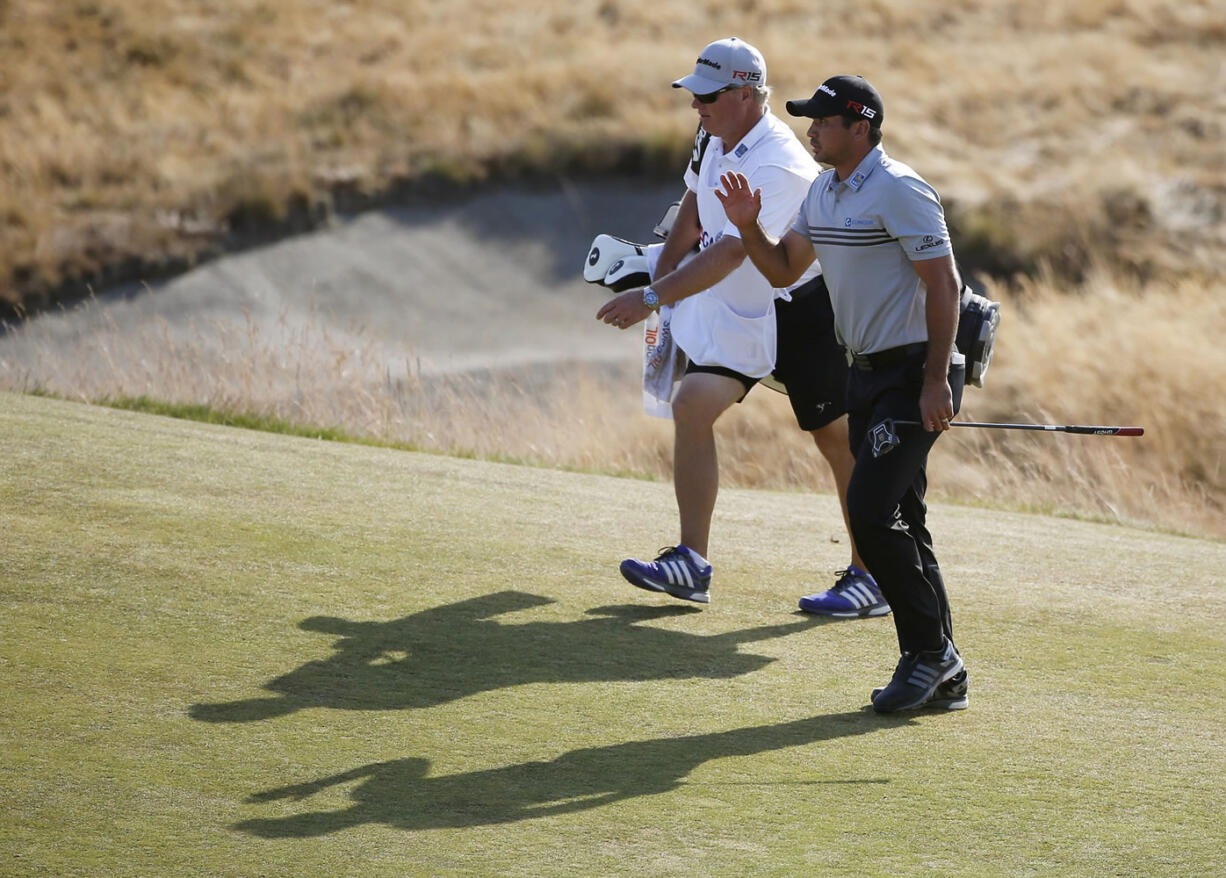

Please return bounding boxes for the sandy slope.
[0,179,679,379]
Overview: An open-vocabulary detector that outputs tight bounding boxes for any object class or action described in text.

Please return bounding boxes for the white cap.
[672,38,766,95]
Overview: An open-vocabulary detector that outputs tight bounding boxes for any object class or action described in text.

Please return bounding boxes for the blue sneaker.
[872,639,965,713]
[620,545,712,604]
[798,566,890,618]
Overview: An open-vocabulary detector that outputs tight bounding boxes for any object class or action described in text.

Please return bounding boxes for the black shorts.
[771,275,849,431]
[683,362,759,400]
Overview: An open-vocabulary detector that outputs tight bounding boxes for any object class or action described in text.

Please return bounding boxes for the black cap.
[785,75,883,127]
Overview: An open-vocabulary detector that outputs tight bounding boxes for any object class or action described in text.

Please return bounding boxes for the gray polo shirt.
[791,144,952,355]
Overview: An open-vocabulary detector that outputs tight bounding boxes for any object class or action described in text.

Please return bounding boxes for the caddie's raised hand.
[716,172,762,230]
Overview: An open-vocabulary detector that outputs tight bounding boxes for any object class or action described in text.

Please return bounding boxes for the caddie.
[596,38,887,618]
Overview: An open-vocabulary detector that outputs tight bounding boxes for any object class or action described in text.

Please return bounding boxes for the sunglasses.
[694,85,742,104]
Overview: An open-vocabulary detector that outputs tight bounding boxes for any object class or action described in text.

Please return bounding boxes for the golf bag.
[956,284,1001,388]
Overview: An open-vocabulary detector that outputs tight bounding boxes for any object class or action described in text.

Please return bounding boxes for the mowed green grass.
[2,392,1223,878]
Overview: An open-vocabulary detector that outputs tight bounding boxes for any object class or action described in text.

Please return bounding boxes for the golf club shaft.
[892,420,1144,437]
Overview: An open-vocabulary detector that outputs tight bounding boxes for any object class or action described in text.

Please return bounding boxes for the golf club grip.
[1061,425,1145,436]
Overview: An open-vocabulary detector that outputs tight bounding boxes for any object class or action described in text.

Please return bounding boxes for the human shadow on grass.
[191,590,825,722]
[236,709,910,836]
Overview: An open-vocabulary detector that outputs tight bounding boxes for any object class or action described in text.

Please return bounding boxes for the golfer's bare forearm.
[924,283,959,383]
[735,221,805,288]
[915,256,960,382]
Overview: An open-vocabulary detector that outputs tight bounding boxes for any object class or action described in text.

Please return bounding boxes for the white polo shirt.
[791,144,953,356]
[671,113,821,378]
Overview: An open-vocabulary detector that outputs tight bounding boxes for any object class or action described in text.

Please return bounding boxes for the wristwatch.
[642,286,660,311]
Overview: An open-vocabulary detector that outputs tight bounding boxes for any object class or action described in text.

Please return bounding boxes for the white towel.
[642,305,687,418]
[640,244,690,418]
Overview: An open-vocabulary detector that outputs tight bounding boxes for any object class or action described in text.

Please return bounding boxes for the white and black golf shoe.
[871,639,965,713]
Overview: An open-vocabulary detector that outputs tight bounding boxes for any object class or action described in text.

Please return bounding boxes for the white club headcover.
[584,234,646,284]
[602,255,651,292]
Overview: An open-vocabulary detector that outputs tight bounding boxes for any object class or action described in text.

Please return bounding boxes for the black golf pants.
[845,350,966,656]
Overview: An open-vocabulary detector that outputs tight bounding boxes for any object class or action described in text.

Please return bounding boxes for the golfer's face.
[807,115,854,166]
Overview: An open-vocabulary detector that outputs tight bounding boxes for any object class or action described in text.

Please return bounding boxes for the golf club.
[870,418,1144,457]
[891,419,1144,436]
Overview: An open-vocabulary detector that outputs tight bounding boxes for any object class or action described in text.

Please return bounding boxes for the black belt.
[847,342,927,371]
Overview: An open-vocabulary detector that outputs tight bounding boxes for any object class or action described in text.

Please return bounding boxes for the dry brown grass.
[4,262,1222,540]
[2,0,1224,306]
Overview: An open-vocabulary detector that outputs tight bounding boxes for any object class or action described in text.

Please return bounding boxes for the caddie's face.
[807,115,855,166]
[691,85,747,141]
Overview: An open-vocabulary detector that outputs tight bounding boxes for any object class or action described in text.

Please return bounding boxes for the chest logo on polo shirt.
[844,217,877,228]
[914,235,946,253]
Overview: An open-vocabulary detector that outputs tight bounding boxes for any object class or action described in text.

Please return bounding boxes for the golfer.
[597,38,886,617]
[717,75,968,712]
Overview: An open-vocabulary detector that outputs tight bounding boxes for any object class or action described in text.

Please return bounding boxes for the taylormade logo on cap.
[672,37,766,95]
